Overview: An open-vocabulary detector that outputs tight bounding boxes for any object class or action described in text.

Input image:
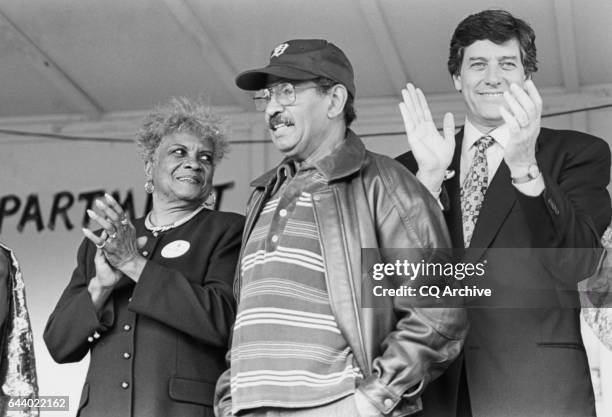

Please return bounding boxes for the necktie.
[461,135,495,247]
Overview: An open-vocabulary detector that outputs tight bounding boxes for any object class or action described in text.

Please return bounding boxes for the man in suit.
[396,9,611,417]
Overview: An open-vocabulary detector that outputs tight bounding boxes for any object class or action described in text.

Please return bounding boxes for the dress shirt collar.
[462,118,510,152]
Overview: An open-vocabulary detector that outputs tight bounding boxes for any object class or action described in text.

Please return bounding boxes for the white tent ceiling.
[0,0,610,121]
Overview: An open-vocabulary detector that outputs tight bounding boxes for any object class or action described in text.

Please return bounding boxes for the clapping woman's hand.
[92,232,123,289]
[83,193,139,269]
[85,229,124,309]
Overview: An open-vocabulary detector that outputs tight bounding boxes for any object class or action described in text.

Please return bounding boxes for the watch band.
[511,164,540,184]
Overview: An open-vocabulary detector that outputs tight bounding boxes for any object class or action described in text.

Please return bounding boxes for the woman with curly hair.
[44,96,244,417]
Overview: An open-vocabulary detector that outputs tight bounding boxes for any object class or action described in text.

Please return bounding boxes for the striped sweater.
[230,164,360,414]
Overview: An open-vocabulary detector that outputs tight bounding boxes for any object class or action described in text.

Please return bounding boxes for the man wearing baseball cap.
[214,39,467,417]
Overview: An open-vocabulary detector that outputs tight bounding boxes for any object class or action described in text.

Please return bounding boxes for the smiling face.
[145,131,214,207]
[264,80,333,161]
[453,38,528,132]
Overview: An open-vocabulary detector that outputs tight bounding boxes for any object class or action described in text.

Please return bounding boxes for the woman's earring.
[144,180,154,194]
[204,192,216,208]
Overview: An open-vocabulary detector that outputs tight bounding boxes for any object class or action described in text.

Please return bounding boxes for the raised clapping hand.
[90,231,123,290]
[499,80,542,171]
[399,83,456,193]
[82,193,139,276]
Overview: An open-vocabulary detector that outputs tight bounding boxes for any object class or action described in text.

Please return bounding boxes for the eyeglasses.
[253,82,318,111]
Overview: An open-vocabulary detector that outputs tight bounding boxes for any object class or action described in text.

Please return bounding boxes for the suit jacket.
[44,209,244,417]
[397,127,611,417]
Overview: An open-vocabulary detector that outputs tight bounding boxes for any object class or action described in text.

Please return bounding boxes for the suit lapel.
[448,129,524,262]
[464,130,544,257]
[466,161,517,261]
[447,128,547,261]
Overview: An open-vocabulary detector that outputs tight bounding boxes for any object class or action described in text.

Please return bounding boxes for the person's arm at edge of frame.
[0,249,10,333]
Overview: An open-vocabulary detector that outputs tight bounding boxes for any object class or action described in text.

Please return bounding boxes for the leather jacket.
[215,130,467,417]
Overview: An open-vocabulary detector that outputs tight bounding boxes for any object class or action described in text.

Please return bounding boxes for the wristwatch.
[511,163,540,184]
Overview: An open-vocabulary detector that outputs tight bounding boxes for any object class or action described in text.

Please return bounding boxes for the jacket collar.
[250,129,366,188]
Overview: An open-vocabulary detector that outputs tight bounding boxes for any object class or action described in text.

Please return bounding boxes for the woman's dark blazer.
[44,209,244,417]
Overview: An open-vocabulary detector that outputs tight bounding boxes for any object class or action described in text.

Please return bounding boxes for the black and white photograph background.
[1,0,611,416]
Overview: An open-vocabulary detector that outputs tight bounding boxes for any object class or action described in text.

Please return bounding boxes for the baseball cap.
[235,39,355,97]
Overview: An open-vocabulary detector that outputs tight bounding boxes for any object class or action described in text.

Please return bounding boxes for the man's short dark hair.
[315,77,356,127]
[447,9,538,77]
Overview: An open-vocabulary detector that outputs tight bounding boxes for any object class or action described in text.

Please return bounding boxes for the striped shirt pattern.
[231,163,360,414]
